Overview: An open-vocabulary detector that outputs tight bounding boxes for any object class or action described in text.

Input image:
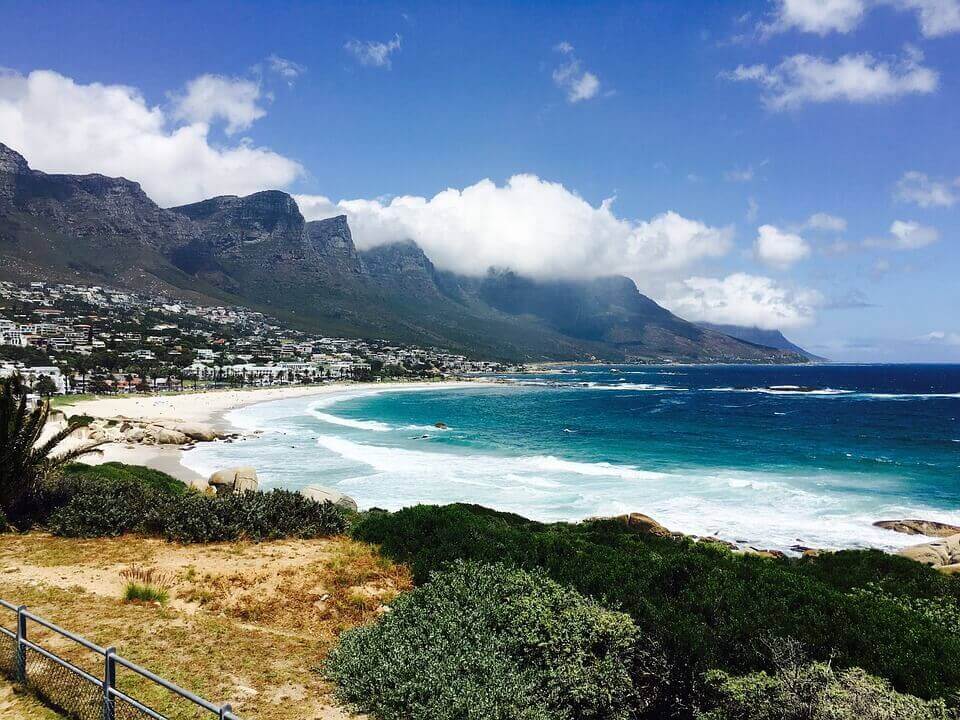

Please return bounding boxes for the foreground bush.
[698,659,953,720]
[352,504,960,709]
[47,469,349,542]
[327,560,665,720]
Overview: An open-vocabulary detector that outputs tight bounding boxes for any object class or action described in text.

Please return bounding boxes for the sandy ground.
[56,380,489,482]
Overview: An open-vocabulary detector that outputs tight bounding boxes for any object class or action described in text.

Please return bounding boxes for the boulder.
[208,466,259,495]
[606,512,672,537]
[155,427,190,445]
[175,422,220,442]
[897,533,960,567]
[873,519,960,538]
[188,477,213,495]
[299,485,359,512]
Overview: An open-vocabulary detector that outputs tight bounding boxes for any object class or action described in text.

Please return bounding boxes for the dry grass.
[0,532,412,719]
[0,681,62,719]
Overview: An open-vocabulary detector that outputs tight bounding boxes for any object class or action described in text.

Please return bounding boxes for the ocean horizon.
[181,363,960,552]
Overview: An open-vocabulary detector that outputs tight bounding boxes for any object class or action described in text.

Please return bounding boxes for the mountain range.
[0,142,812,363]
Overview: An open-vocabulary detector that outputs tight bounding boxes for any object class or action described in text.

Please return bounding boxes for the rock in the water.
[208,466,259,495]
[873,519,960,538]
[298,485,359,512]
[898,533,960,568]
[434,422,449,430]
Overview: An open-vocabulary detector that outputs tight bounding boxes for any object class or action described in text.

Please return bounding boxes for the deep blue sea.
[182,364,960,551]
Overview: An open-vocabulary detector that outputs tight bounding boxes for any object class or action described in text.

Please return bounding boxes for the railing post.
[220,702,232,719]
[15,606,27,683]
[102,646,116,720]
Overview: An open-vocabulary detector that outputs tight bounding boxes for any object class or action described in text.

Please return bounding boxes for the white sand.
[60,381,488,482]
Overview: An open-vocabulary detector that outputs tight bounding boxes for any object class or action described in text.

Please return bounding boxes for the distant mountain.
[697,323,825,361]
[0,142,806,363]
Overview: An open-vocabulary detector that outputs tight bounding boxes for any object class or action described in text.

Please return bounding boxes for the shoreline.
[63,380,493,483]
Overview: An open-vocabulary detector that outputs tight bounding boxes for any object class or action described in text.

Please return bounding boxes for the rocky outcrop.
[75,416,227,446]
[298,485,359,512]
[603,512,673,537]
[898,534,960,571]
[874,519,960,538]
[208,467,259,495]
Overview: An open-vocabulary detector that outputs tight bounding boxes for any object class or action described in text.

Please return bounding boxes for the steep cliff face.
[0,142,806,362]
[697,323,824,360]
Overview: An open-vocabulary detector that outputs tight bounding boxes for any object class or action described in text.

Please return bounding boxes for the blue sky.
[1,0,958,361]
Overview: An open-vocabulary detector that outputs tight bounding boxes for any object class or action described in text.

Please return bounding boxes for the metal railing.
[0,599,239,720]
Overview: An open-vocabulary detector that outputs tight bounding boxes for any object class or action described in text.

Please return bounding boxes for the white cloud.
[0,69,302,206]
[754,224,811,269]
[763,0,867,35]
[864,219,940,249]
[170,74,266,134]
[894,170,957,207]
[664,273,822,329]
[296,175,733,282]
[762,0,960,37]
[804,212,847,232]
[888,219,939,248]
[345,34,402,69]
[552,43,602,103]
[890,0,960,37]
[723,48,938,110]
[267,55,306,85]
[919,330,960,345]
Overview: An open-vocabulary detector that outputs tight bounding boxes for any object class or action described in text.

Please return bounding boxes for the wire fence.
[0,599,239,720]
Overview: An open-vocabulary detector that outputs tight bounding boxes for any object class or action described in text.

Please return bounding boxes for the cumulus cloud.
[296,174,732,281]
[754,224,811,269]
[345,34,402,68]
[170,74,266,134]
[664,273,822,329]
[804,212,847,232]
[864,219,940,249]
[762,0,867,36]
[723,48,938,110]
[894,170,958,207]
[0,69,302,206]
[552,42,602,103]
[762,0,960,37]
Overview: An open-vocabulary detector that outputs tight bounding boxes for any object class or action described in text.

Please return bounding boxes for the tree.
[0,376,103,525]
[33,375,58,397]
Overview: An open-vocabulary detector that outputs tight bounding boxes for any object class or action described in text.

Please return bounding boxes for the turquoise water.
[182,364,960,551]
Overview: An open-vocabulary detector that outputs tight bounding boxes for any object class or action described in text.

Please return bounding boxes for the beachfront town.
[0,281,518,395]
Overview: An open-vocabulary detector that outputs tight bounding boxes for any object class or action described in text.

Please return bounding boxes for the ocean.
[180,364,960,552]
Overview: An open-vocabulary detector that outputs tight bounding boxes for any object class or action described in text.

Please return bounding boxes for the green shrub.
[698,659,953,720]
[48,477,165,537]
[60,462,186,495]
[351,504,960,707]
[327,561,665,720]
[122,583,169,605]
[49,478,349,543]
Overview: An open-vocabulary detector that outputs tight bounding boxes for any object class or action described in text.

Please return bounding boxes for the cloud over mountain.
[297,174,732,282]
[0,69,302,206]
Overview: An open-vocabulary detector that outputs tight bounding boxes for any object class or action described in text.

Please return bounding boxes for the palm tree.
[0,375,104,524]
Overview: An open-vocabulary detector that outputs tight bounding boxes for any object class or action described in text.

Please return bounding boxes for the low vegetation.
[350,504,960,718]
[120,566,173,605]
[328,560,665,720]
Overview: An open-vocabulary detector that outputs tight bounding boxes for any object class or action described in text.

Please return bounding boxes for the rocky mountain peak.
[0,143,30,175]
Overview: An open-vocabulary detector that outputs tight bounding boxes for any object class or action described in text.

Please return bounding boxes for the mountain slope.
[0,142,804,363]
[697,323,824,361]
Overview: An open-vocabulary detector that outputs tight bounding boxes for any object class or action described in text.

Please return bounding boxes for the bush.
[48,477,165,537]
[49,477,349,543]
[61,462,186,495]
[327,561,665,720]
[158,490,350,543]
[351,505,960,707]
[698,652,953,720]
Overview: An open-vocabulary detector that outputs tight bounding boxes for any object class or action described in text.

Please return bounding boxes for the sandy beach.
[59,381,484,482]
